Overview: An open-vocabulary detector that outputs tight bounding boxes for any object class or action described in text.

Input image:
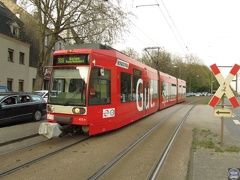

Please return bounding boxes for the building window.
[19,52,25,64]
[8,49,14,62]
[12,26,19,37]
[19,80,24,92]
[9,22,20,37]
[7,79,13,92]
[10,22,20,37]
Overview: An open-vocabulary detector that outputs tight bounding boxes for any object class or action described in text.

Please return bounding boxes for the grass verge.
[192,128,240,153]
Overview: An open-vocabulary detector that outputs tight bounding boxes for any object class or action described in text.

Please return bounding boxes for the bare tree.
[141,49,172,72]
[18,0,133,90]
[185,54,204,65]
[121,47,140,60]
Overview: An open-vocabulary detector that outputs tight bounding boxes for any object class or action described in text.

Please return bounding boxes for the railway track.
[0,135,90,178]
[0,97,209,179]
[88,104,196,179]
[0,134,49,156]
[0,131,83,156]
[149,105,195,179]
[0,133,40,147]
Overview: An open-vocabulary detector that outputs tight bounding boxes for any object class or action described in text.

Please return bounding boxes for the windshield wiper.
[64,92,79,106]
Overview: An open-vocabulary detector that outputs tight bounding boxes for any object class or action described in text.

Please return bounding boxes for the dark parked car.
[0,93,46,126]
[34,90,48,102]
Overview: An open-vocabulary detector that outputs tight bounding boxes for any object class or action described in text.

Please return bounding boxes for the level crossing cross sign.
[209,63,240,108]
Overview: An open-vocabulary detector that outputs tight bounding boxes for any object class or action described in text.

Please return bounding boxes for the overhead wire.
[154,0,188,55]
[132,23,160,46]
[104,1,157,48]
[128,29,149,47]
[113,1,162,50]
[158,0,189,53]
[112,0,190,57]
[125,0,189,57]
[129,4,163,50]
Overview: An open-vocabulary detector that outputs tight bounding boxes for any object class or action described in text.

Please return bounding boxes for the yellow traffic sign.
[214,108,233,117]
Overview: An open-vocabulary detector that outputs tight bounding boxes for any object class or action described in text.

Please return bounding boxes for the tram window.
[171,84,177,100]
[162,82,168,97]
[52,79,65,93]
[121,72,132,102]
[150,79,158,98]
[89,68,111,105]
[69,79,85,92]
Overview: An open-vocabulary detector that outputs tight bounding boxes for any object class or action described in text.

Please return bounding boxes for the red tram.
[39,44,186,138]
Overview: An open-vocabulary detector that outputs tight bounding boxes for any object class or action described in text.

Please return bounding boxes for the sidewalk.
[0,120,44,144]
[188,105,240,180]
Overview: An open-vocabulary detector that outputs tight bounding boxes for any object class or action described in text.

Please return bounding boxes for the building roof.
[0,1,26,42]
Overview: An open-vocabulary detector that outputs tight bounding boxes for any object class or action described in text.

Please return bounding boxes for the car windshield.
[48,66,89,106]
[31,94,44,101]
[35,91,46,96]
[0,86,8,92]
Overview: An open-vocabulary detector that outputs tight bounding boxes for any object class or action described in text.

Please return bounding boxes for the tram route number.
[53,54,89,65]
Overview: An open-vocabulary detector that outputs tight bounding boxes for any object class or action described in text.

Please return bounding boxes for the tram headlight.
[47,105,54,112]
[72,107,86,114]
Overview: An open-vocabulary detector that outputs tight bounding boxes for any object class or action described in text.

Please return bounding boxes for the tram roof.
[55,43,157,73]
[65,43,115,50]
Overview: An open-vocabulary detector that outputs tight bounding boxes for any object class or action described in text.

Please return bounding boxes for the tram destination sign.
[53,54,89,65]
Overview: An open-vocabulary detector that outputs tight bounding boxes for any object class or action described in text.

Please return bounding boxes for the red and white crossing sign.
[209,63,240,108]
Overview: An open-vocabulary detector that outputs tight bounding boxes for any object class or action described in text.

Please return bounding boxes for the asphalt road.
[225,103,240,142]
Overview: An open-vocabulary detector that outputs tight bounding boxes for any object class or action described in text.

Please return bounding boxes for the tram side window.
[150,79,158,98]
[121,72,132,102]
[162,82,168,97]
[171,84,177,100]
[89,68,111,105]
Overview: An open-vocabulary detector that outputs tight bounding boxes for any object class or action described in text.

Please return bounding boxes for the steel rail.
[88,102,197,180]
[0,137,91,178]
[149,105,196,179]
[0,138,49,156]
[0,133,39,147]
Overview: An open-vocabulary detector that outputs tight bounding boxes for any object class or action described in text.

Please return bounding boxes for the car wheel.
[33,110,42,121]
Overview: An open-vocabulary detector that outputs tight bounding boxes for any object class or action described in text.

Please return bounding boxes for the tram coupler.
[38,122,62,139]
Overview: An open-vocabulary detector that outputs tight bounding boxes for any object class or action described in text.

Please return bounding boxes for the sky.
[113,0,240,92]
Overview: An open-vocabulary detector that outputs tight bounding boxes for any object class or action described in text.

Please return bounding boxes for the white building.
[0,0,66,92]
[0,2,31,92]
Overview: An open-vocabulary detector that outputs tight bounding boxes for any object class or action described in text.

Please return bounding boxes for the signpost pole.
[220,96,224,146]
[209,64,240,146]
